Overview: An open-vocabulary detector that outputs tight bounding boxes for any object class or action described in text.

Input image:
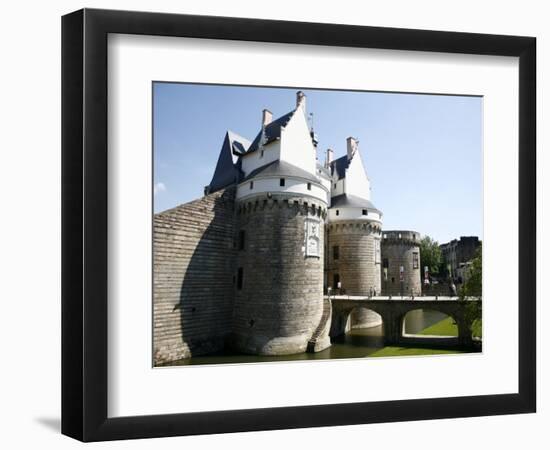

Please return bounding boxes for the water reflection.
[165,310,450,367]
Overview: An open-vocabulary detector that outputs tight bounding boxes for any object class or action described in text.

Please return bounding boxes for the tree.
[419,236,442,277]
[459,246,482,299]
[459,246,482,337]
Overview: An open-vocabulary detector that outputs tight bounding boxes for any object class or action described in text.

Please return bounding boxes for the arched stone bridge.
[329,296,481,348]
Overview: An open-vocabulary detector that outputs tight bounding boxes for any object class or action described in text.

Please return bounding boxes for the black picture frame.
[62,8,536,442]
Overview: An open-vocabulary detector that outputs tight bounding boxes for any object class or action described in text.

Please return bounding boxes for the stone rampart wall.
[153,188,236,365]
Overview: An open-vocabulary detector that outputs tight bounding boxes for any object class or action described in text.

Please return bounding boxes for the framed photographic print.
[61,8,536,442]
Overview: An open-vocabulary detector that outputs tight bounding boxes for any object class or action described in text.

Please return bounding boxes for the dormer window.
[280,178,285,187]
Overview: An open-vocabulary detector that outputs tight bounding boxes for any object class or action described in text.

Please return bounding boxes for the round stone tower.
[231,193,328,355]
[380,230,422,296]
[326,195,383,328]
[229,91,331,355]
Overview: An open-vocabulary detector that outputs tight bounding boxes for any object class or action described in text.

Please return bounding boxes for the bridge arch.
[330,304,389,338]
[349,307,383,330]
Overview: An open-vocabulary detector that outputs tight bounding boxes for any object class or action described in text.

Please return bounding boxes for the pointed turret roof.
[206,130,250,193]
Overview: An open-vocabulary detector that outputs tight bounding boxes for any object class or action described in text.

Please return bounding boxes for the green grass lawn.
[370,346,465,357]
[417,316,482,338]
[418,316,458,336]
[369,316,482,358]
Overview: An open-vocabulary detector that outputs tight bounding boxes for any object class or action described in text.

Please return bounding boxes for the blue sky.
[153,83,482,244]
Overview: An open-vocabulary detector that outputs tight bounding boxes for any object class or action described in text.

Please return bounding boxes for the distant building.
[440,236,481,280]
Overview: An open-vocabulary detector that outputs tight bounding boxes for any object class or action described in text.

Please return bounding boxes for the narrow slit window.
[333,245,339,260]
[249,181,253,189]
[280,178,285,187]
[237,268,244,290]
[307,182,311,190]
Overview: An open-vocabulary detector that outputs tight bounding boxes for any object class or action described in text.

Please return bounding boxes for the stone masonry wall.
[231,194,328,355]
[326,221,382,295]
[381,231,422,296]
[326,221,382,328]
[153,188,236,365]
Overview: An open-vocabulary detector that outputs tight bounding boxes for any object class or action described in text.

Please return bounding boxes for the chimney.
[262,109,273,127]
[325,148,334,168]
[296,91,306,112]
[347,136,359,160]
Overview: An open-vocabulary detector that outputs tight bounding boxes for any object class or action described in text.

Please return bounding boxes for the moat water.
[167,310,454,367]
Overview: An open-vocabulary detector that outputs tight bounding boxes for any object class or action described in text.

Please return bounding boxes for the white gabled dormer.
[343,137,371,201]
[277,91,317,176]
[234,91,328,205]
[327,137,382,224]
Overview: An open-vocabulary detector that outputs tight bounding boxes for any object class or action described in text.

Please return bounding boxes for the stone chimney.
[347,136,359,161]
[296,91,306,112]
[262,109,273,127]
[325,148,334,168]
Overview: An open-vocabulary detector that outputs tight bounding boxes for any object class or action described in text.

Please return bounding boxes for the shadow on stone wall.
[177,189,236,357]
[153,188,236,365]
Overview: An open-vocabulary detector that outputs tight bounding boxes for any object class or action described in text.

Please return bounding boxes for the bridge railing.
[326,295,480,302]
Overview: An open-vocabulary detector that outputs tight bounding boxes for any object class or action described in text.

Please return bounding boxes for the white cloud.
[154,182,166,195]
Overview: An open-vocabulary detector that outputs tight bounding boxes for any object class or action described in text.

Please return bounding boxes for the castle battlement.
[327,221,383,234]
[382,230,421,245]
[237,194,327,218]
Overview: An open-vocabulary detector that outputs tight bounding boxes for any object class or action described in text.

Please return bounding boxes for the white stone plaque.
[305,218,320,257]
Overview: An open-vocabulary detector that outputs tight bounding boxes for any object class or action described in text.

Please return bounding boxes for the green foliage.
[419,235,442,276]
[471,319,482,338]
[459,246,482,299]
[458,246,482,334]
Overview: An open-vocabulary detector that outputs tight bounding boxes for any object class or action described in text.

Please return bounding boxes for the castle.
[153,91,422,364]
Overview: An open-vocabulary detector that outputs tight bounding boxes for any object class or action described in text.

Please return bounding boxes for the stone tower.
[380,230,422,296]
[326,137,383,329]
[229,92,332,355]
